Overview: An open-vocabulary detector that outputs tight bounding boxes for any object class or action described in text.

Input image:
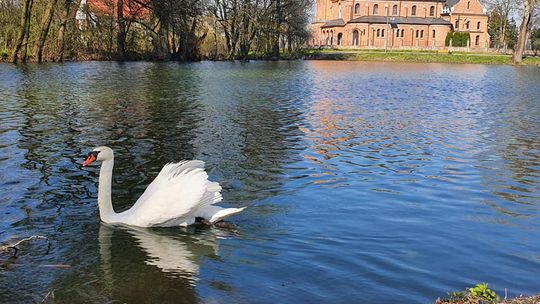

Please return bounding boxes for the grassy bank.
[302,49,540,65]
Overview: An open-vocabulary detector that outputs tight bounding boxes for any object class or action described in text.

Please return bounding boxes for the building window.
[455,20,459,30]
[373,4,379,15]
[355,3,360,14]
[432,29,436,38]
[352,30,359,45]
[467,1,470,9]
[416,29,419,38]
[421,30,424,38]
[377,29,381,37]
[475,35,480,46]
[429,6,435,16]
[382,29,385,37]
[411,5,416,16]
[465,21,469,29]
[337,33,343,45]
[396,29,400,37]
[392,4,398,15]
[401,29,405,37]
[477,21,481,29]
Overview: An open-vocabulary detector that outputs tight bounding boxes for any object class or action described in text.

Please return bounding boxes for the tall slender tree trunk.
[513,0,535,63]
[117,0,127,60]
[35,0,59,63]
[271,0,282,58]
[499,18,507,49]
[57,9,69,61]
[12,0,33,63]
[57,0,81,61]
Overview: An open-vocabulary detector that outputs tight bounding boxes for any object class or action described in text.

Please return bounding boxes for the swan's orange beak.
[83,151,99,166]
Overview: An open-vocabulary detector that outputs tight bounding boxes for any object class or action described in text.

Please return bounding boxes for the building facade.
[310,0,489,49]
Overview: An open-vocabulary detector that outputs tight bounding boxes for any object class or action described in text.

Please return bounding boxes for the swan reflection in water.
[98,224,231,303]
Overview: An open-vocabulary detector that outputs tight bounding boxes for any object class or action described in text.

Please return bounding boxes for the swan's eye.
[83,151,100,166]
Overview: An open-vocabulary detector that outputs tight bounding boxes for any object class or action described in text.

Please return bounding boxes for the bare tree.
[513,0,539,62]
[486,0,517,49]
[12,0,33,63]
[34,0,59,62]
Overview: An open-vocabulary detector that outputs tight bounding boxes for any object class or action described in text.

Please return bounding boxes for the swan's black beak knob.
[83,151,100,166]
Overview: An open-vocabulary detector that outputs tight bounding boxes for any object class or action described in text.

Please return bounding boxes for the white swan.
[83,146,245,227]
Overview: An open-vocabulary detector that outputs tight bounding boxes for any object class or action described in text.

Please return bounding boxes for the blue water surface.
[0,61,539,303]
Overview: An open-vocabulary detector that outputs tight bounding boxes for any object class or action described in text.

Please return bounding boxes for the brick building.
[310,0,489,49]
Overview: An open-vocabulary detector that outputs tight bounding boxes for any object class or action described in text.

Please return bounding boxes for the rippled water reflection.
[0,61,539,303]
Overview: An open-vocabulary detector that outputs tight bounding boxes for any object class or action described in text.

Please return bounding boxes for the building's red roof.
[88,0,151,19]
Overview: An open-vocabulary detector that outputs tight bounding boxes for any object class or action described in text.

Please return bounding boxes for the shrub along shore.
[434,283,540,304]
[2,48,539,65]
[301,49,540,65]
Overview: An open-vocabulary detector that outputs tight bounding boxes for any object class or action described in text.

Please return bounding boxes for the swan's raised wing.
[125,161,218,227]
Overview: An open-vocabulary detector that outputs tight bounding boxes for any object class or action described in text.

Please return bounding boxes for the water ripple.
[0,61,539,303]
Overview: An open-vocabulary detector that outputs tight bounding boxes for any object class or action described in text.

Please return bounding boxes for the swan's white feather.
[196,206,247,223]
[116,160,238,227]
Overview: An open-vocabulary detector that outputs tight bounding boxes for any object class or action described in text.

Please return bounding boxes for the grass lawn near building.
[301,48,540,65]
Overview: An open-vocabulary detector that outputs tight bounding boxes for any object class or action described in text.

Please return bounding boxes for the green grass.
[302,49,540,65]
[312,48,438,54]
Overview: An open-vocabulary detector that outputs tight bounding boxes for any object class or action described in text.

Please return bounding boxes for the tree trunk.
[57,0,79,62]
[57,4,70,62]
[271,0,282,58]
[117,0,127,60]
[35,0,59,63]
[12,0,33,63]
[499,18,506,49]
[513,0,535,63]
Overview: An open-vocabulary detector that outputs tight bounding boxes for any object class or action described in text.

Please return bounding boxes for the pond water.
[0,61,539,303]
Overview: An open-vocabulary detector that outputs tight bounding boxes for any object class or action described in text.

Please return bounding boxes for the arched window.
[421,30,424,38]
[475,35,480,46]
[465,21,469,29]
[455,20,459,29]
[352,30,359,45]
[415,29,419,38]
[477,21,481,29]
[392,4,398,15]
[337,33,343,45]
[401,29,405,37]
[396,29,400,37]
[373,4,379,15]
[429,6,435,16]
[432,29,436,38]
[377,29,380,37]
[411,5,417,16]
[467,1,470,9]
[355,3,360,14]
[382,29,385,37]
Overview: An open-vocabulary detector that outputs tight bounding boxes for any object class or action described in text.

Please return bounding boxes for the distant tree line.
[0,0,311,63]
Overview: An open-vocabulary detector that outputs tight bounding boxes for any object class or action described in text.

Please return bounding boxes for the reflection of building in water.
[99,224,224,303]
[301,98,362,161]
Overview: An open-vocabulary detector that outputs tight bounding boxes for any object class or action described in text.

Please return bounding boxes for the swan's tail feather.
[196,206,246,224]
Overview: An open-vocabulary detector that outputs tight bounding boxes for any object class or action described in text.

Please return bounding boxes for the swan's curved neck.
[98,158,117,222]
